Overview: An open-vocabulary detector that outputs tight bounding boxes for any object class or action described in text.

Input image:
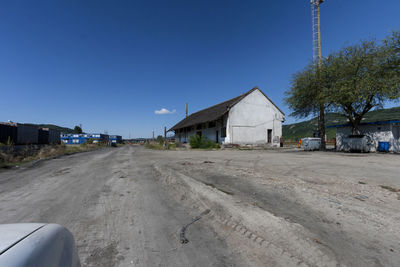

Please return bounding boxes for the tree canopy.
[285,32,400,135]
[73,125,83,134]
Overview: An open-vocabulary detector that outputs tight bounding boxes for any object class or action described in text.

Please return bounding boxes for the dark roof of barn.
[169,87,284,131]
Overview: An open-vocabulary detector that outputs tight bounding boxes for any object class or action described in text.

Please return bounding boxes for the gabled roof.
[169,87,284,131]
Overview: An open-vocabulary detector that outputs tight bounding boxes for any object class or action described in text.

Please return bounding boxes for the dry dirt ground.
[0,145,399,266]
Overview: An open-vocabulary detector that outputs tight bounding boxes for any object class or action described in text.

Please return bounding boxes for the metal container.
[38,129,49,144]
[301,137,321,151]
[16,124,39,145]
[342,135,371,152]
[48,129,61,144]
[109,135,122,144]
[0,123,17,144]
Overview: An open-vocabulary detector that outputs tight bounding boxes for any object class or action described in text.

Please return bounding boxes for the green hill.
[23,123,75,134]
[283,106,400,141]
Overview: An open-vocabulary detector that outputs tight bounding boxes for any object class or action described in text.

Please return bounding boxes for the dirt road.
[0,146,399,266]
[0,146,244,266]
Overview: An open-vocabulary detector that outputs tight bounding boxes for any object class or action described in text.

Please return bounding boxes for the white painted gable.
[226,89,284,145]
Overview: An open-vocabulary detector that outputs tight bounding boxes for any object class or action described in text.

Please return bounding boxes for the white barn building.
[169,87,285,146]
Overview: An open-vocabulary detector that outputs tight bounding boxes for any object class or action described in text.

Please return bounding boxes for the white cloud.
[154,108,176,115]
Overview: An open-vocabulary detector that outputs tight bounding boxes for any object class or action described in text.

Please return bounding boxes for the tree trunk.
[319,104,326,150]
[351,118,361,135]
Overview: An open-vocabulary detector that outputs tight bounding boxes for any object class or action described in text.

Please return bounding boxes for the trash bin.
[378,141,389,152]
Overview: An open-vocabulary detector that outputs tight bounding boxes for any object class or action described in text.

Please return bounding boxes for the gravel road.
[0,146,244,266]
[1,145,399,266]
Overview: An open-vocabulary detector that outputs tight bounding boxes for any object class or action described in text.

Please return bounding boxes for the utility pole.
[152,131,154,141]
[311,0,326,150]
[164,127,167,139]
[185,103,188,118]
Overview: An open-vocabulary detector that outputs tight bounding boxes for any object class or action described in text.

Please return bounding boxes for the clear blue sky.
[1,0,399,138]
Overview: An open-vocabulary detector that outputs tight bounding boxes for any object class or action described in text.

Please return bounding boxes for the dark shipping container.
[38,129,49,144]
[16,124,39,145]
[0,123,17,144]
[48,129,61,144]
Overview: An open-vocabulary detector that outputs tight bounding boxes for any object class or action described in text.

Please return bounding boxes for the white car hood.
[0,223,45,254]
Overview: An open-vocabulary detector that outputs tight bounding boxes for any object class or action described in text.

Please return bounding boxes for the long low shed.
[329,120,400,153]
[169,87,285,146]
[0,122,60,145]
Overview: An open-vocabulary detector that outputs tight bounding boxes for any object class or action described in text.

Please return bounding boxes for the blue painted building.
[109,135,122,144]
[60,133,109,145]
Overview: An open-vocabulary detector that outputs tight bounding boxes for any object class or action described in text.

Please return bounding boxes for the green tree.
[156,135,164,145]
[73,125,83,134]
[325,36,400,134]
[285,60,334,148]
[286,32,400,137]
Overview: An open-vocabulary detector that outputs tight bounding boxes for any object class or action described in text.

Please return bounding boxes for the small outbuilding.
[330,120,400,153]
[169,87,285,146]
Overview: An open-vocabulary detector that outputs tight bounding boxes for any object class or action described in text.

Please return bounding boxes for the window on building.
[221,127,226,137]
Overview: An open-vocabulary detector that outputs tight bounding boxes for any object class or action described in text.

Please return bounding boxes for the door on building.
[216,131,219,143]
[267,129,272,143]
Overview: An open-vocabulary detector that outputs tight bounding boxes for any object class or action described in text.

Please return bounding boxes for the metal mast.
[311,0,326,149]
[311,0,323,67]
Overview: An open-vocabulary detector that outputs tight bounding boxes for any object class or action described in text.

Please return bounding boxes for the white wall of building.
[225,89,284,146]
[174,89,284,146]
[336,123,400,153]
[175,118,226,144]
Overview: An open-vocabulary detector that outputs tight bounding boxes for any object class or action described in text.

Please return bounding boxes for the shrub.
[189,135,219,149]
[167,143,176,149]
[85,138,94,144]
[189,134,203,148]
[156,135,164,145]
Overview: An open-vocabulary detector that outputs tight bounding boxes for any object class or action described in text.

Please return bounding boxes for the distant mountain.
[23,123,75,134]
[283,106,400,141]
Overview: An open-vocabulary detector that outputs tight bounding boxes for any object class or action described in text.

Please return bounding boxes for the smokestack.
[185,103,188,118]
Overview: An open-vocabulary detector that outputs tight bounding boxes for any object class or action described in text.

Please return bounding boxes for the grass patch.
[144,141,177,150]
[0,143,104,169]
[189,135,220,149]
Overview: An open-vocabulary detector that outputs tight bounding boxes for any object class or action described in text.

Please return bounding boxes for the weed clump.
[189,135,220,149]
[144,141,177,150]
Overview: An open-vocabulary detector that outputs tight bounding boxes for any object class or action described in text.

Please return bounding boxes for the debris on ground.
[313,237,322,244]
[180,209,211,244]
[380,185,400,192]
[354,195,369,201]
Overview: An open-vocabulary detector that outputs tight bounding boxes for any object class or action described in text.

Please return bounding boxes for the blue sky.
[1,0,399,138]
